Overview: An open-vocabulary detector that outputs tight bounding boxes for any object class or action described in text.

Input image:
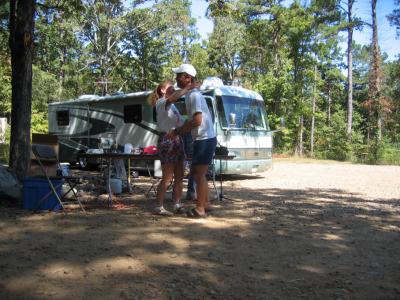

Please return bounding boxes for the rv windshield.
[216,96,269,130]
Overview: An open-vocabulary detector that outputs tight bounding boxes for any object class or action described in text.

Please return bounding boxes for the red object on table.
[143,145,158,155]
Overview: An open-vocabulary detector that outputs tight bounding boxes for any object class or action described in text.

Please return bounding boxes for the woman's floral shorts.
[157,133,185,165]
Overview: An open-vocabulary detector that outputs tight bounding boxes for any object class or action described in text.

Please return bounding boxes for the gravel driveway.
[0,160,399,300]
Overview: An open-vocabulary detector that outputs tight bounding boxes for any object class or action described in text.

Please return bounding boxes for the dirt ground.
[0,159,399,300]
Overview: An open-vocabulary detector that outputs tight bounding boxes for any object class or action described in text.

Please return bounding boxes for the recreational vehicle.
[48,79,273,174]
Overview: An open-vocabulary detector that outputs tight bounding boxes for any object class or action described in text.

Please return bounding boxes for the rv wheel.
[78,157,88,169]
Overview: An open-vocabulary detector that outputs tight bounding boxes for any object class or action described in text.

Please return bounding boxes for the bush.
[375,141,400,165]
[314,111,351,161]
[356,139,400,165]
[0,143,9,164]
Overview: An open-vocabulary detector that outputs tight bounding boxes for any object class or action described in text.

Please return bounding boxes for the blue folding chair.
[31,144,86,213]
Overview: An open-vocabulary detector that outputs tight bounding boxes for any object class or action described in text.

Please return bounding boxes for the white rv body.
[48,85,273,174]
[204,86,273,174]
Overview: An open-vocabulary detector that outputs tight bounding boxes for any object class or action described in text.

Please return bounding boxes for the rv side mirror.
[271,117,285,133]
[229,113,236,127]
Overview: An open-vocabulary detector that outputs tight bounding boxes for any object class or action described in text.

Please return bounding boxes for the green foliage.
[30,66,58,133]
[1,0,400,166]
[208,15,245,81]
[382,58,400,144]
[121,0,199,91]
[0,4,11,114]
[31,110,48,134]
[378,142,400,165]
[313,108,365,163]
[314,110,351,161]
[32,66,61,111]
[387,1,400,38]
[0,126,10,164]
[360,138,400,165]
[76,0,126,95]
[0,143,9,164]
[122,7,170,90]
[187,43,217,80]
[34,4,85,99]
[0,61,11,115]
[269,115,294,153]
[0,3,9,57]
[206,0,236,18]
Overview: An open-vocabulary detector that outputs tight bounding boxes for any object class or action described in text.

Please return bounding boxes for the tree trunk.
[327,88,331,126]
[371,0,382,141]
[368,0,382,143]
[8,0,35,181]
[296,115,304,156]
[58,31,66,97]
[310,65,317,157]
[346,0,354,141]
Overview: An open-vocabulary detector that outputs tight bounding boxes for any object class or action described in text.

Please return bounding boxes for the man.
[171,63,216,218]
[182,132,197,201]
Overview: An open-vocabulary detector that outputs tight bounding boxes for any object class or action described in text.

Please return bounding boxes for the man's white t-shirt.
[156,98,184,133]
[185,89,216,141]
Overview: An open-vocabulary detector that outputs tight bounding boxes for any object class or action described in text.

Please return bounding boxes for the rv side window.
[216,97,228,128]
[152,107,157,123]
[57,110,69,126]
[205,97,215,123]
[124,104,142,123]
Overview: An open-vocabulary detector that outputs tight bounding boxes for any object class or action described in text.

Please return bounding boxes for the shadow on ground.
[0,181,399,300]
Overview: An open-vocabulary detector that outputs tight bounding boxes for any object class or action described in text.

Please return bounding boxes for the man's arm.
[166,82,200,106]
[174,112,202,136]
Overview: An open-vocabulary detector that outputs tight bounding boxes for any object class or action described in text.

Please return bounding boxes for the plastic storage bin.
[59,163,70,176]
[23,178,62,211]
[109,178,122,194]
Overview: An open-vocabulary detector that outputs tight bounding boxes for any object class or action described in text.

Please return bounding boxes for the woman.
[148,79,197,215]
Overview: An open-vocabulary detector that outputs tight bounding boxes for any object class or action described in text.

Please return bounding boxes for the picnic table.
[77,152,235,206]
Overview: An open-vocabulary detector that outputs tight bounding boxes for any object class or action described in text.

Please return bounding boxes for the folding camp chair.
[145,162,173,197]
[31,144,86,213]
[145,165,162,197]
[146,176,173,197]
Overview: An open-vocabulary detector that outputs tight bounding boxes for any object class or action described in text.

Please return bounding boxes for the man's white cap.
[172,63,197,77]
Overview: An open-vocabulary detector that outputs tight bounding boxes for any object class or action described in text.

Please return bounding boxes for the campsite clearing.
[0,159,399,299]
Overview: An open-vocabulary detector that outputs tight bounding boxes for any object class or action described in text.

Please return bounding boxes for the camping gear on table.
[143,145,158,155]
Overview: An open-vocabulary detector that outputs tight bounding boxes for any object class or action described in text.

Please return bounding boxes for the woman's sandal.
[186,208,207,218]
[154,207,173,216]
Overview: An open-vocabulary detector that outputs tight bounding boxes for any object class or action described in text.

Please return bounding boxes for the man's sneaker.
[154,206,173,216]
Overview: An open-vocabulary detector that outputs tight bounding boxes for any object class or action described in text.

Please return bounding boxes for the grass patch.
[273,155,351,164]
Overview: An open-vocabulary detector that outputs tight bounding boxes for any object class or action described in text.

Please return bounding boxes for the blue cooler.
[23,178,63,211]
